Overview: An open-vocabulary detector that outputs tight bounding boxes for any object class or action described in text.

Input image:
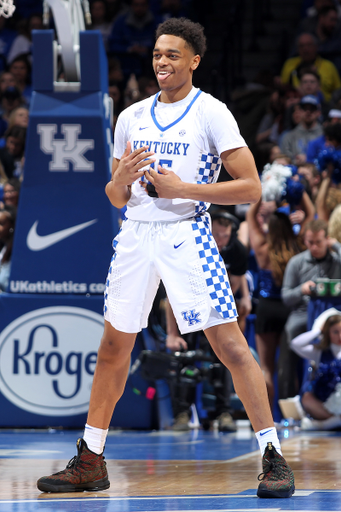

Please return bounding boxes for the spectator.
[255,86,288,147]
[230,70,273,158]
[7,13,42,64]
[0,205,16,292]
[306,108,341,162]
[106,0,127,23]
[0,177,20,209]
[154,0,191,22]
[313,5,341,74]
[0,17,17,72]
[280,32,341,102]
[0,71,16,97]
[108,0,157,79]
[314,129,341,221]
[90,0,114,51]
[279,219,341,399]
[297,162,322,201]
[290,308,341,430]
[108,81,124,126]
[298,69,328,116]
[8,55,32,106]
[7,106,29,129]
[246,200,304,411]
[280,95,323,165]
[328,203,341,242]
[0,125,26,180]
[298,0,336,34]
[0,86,24,137]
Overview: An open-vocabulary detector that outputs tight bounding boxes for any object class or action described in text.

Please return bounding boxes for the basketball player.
[37,17,294,499]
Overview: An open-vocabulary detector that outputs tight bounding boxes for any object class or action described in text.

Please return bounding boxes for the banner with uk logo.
[0,31,153,429]
[9,30,119,295]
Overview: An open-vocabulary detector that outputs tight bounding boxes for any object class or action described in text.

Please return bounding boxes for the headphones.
[210,210,240,248]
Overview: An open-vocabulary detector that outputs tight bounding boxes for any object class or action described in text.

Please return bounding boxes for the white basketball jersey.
[113,87,246,221]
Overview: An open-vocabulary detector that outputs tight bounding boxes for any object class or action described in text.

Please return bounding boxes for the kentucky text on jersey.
[133,140,190,155]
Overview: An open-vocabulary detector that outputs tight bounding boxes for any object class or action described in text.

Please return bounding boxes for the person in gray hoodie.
[278,218,341,398]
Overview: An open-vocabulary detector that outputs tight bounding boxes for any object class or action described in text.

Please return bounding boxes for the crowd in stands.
[0,0,341,431]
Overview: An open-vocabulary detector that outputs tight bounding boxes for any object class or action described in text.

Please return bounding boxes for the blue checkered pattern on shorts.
[103,229,121,314]
[192,215,237,319]
[195,152,222,215]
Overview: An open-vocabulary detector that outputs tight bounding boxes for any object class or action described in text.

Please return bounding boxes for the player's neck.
[158,83,194,104]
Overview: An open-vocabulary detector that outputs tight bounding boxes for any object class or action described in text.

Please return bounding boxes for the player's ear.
[191,54,201,71]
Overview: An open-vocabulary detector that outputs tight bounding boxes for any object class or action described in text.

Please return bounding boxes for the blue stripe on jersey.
[195,151,222,215]
[151,90,202,132]
[192,214,237,319]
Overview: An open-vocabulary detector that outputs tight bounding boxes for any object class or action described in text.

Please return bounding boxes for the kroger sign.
[0,306,104,416]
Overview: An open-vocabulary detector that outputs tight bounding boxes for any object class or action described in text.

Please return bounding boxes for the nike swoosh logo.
[139,126,148,130]
[174,241,185,249]
[27,219,98,251]
[259,429,273,436]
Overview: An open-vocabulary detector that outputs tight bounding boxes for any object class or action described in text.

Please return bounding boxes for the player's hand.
[166,334,188,351]
[141,165,183,199]
[113,142,155,187]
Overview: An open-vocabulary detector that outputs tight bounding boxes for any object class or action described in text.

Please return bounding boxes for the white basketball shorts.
[104,213,238,334]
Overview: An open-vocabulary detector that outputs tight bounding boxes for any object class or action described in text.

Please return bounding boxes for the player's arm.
[144,146,261,205]
[105,142,155,209]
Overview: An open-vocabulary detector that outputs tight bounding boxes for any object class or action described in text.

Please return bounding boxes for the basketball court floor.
[1,425,341,512]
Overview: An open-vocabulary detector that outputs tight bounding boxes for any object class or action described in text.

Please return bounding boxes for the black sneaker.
[257,442,295,498]
[37,438,110,493]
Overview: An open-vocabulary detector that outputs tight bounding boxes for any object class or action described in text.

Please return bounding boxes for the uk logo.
[37,124,95,171]
[181,309,201,326]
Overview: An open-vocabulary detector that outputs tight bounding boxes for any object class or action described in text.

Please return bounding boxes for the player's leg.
[37,322,137,493]
[205,321,274,432]
[37,219,160,493]
[204,321,295,499]
[86,322,137,429]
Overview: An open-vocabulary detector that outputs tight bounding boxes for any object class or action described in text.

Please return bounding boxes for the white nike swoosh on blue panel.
[27,219,98,251]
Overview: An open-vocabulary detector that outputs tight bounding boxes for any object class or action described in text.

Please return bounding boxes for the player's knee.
[97,335,132,366]
[219,338,251,369]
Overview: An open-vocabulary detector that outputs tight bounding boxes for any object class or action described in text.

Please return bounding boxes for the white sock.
[83,423,108,454]
[255,427,282,456]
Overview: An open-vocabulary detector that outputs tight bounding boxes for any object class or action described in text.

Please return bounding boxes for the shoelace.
[257,457,284,481]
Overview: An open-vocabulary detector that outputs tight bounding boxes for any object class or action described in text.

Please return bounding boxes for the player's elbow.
[247,180,262,204]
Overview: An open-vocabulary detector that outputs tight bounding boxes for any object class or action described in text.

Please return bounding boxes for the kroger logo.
[0,306,103,416]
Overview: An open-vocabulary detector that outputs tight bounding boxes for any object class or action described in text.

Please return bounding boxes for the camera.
[130,349,224,387]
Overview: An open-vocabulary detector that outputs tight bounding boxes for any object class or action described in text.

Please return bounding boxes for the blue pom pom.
[281,177,304,206]
[317,148,341,184]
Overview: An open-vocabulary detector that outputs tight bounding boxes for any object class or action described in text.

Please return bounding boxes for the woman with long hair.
[291,309,341,430]
[0,205,16,292]
[246,200,304,410]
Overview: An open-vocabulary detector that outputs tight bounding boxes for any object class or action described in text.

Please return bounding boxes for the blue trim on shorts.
[191,215,237,319]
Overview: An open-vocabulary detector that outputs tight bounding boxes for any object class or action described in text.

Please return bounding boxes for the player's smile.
[153,34,200,102]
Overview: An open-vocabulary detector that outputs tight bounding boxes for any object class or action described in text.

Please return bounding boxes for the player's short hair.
[155,17,207,58]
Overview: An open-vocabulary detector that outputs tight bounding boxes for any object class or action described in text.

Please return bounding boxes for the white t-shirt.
[113,87,246,221]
